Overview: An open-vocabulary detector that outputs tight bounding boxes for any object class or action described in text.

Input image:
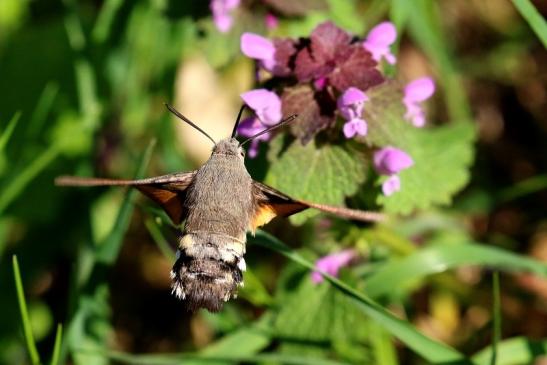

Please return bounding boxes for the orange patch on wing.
[137,186,184,224]
[251,204,278,232]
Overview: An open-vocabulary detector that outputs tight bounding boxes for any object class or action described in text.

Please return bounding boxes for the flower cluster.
[237,21,434,196]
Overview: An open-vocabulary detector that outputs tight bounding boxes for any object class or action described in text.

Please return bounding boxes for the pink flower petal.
[240,89,282,126]
[373,147,414,175]
[311,249,355,284]
[404,77,435,103]
[343,119,367,138]
[240,33,275,61]
[365,22,397,47]
[382,175,401,196]
[363,22,398,64]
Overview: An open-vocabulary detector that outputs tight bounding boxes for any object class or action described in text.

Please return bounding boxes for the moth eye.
[240,150,245,157]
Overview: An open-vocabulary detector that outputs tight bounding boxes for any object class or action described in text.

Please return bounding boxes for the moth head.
[212,138,245,160]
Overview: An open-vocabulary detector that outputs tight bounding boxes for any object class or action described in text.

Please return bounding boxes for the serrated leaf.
[365,83,476,214]
[266,136,367,224]
[274,269,367,343]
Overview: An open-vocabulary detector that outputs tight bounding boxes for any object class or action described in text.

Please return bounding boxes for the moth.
[56,104,383,312]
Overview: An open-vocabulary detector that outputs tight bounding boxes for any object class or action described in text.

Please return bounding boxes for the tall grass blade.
[365,243,547,298]
[50,324,63,365]
[0,145,60,215]
[28,83,59,138]
[12,255,41,365]
[511,0,547,47]
[96,139,156,263]
[490,272,501,365]
[144,218,176,261]
[0,112,21,153]
[250,231,470,364]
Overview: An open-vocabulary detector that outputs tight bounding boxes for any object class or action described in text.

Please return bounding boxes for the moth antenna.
[240,114,298,147]
[165,103,216,145]
[231,104,247,138]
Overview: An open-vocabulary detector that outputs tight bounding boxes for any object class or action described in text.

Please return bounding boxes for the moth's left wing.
[251,181,384,230]
[56,172,196,224]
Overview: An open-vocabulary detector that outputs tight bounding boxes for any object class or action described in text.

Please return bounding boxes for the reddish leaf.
[281,85,336,144]
[272,38,297,77]
[330,46,384,91]
[295,22,353,82]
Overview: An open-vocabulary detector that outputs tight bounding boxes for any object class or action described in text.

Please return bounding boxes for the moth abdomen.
[171,233,246,312]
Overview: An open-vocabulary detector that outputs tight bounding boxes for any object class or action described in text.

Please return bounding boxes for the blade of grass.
[490,272,501,365]
[250,231,470,364]
[472,336,547,365]
[12,255,41,365]
[28,82,59,138]
[92,0,123,43]
[144,218,176,261]
[0,144,60,215]
[50,324,63,365]
[403,0,472,122]
[0,112,21,153]
[96,139,156,263]
[511,0,547,48]
[364,243,547,298]
[77,348,351,365]
[497,174,547,202]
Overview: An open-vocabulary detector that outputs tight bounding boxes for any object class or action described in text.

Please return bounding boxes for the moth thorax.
[170,233,246,312]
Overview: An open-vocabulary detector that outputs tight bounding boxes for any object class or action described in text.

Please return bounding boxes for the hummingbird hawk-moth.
[56,104,383,312]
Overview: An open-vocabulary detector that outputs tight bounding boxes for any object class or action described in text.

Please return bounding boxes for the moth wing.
[56,172,196,224]
[251,181,384,230]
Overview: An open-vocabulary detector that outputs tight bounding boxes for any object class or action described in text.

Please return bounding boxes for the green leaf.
[364,243,547,299]
[12,255,41,365]
[366,83,475,214]
[472,336,547,365]
[250,231,470,364]
[274,269,367,343]
[266,137,368,224]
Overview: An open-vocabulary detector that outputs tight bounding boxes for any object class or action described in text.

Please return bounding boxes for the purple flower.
[337,87,368,120]
[240,89,282,126]
[265,13,278,30]
[374,147,413,196]
[240,33,276,72]
[343,119,367,138]
[337,87,369,138]
[382,175,401,196]
[373,147,414,175]
[363,21,397,65]
[237,117,269,158]
[210,0,240,33]
[403,77,435,127]
[311,249,355,284]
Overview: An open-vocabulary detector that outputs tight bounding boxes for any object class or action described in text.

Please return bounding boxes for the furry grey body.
[170,139,254,312]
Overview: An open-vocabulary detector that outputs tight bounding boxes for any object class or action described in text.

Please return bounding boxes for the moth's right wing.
[251,181,384,231]
[55,172,196,225]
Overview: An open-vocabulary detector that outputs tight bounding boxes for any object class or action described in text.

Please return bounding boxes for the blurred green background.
[1,0,546,364]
